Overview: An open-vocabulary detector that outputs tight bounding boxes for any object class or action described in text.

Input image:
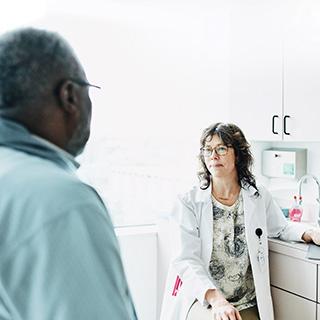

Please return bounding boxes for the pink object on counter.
[289,195,303,222]
[289,207,303,222]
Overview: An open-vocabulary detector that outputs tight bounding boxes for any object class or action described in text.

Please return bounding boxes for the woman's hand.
[302,228,320,245]
[205,289,242,320]
[210,299,242,320]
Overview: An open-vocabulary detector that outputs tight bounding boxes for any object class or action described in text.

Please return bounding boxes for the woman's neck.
[211,178,240,203]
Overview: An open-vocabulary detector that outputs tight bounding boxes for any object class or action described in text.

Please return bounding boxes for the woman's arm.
[264,186,320,243]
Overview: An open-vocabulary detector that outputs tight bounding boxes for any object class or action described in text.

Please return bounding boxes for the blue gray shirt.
[0,118,137,320]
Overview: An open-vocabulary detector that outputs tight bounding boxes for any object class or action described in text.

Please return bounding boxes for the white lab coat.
[160,184,307,320]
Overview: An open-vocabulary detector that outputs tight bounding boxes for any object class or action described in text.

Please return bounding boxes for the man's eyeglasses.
[201,145,231,157]
[68,78,101,90]
[54,78,101,99]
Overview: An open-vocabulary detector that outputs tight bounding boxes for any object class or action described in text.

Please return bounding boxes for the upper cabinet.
[283,0,320,141]
[228,2,283,141]
[228,0,320,142]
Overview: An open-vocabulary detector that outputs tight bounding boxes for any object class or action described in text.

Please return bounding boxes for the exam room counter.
[268,238,320,319]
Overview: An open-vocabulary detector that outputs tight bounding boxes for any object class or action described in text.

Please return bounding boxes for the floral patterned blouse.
[208,191,256,311]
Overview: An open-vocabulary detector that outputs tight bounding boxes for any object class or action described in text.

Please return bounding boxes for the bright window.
[2,2,229,226]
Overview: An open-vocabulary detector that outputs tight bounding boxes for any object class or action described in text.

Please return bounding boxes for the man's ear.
[56,80,79,114]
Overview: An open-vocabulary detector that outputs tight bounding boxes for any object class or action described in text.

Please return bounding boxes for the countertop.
[268,238,320,264]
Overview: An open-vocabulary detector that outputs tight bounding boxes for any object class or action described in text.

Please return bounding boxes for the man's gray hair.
[0,28,81,112]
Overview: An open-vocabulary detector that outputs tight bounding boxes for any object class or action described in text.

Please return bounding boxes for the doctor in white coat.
[161,123,320,320]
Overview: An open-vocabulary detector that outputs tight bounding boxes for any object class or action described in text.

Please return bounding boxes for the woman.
[160,123,320,320]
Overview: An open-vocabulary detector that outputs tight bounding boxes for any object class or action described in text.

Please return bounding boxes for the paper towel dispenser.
[262,148,307,179]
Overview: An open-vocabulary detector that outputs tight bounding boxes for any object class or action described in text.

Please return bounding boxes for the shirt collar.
[31,134,80,171]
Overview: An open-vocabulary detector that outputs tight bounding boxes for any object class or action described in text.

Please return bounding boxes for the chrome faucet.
[298,174,320,226]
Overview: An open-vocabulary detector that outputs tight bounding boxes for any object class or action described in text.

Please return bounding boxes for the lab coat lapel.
[198,187,213,267]
[242,186,262,248]
[242,186,273,320]
[243,187,257,226]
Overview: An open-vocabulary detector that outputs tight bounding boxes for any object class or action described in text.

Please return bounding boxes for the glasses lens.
[216,146,228,156]
[202,146,229,157]
[202,148,212,157]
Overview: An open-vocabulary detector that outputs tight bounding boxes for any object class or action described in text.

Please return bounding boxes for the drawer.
[269,251,317,301]
[271,286,316,320]
[319,265,320,303]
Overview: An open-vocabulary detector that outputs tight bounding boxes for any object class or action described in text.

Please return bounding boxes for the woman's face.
[202,134,237,179]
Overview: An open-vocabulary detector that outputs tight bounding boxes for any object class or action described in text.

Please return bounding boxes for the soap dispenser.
[289,195,303,222]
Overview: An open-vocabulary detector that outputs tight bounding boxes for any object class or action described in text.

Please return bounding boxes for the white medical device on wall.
[262,148,307,179]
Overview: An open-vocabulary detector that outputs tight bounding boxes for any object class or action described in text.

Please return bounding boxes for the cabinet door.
[318,304,320,320]
[228,1,283,141]
[283,0,320,141]
[318,265,320,303]
[269,251,317,301]
[271,286,316,320]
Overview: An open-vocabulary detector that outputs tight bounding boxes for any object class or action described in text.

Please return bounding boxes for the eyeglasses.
[201,145,231,157]
[68,78,101,90]
[54,78,101,99]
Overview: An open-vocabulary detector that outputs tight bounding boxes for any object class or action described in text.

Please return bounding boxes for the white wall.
[0,0,46,32]
[38,2,230,141]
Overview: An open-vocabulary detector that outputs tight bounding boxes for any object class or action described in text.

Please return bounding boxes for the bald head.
[0,27,84,119]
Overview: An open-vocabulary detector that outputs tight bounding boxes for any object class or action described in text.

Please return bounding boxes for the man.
[0,28,137,320]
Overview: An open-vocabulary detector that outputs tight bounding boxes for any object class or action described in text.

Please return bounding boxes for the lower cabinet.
[269,251,317,300]
[271,286,316,320]
[269,240,320,320]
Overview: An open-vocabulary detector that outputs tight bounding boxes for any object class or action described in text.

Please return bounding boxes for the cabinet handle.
[283,115,290,135]
[272,115,279,134]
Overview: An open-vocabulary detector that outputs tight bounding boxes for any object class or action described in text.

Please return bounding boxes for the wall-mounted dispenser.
[262,148,307,179]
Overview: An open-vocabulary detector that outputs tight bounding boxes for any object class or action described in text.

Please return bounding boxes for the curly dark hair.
[197,122,259,194]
